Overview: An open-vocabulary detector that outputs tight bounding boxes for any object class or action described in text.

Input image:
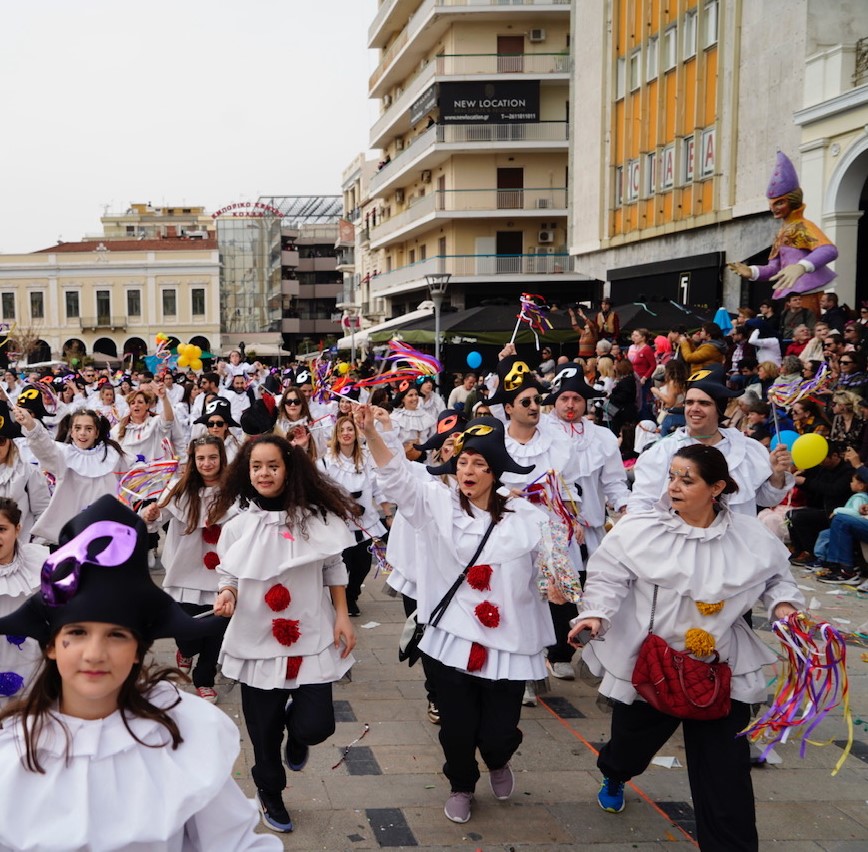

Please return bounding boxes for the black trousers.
[176,602,227,688]
[597,699,757,852]
[547,600,579,663]
[426,655,523,793]
[787,507,830,556]
[240,682,335,794]
[343,537,373,605]
[402,593,437,704]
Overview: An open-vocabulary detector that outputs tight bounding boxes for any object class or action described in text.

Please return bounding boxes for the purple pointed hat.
[766,151,800,199]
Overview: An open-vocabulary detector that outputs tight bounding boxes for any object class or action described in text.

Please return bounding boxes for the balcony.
[370,52,569,148]
[281,278,300,297]
[80,316,126,331]
[281,249,299,267]
[370,187,567,247]
[369,122,568,197]
[370,252,575,298]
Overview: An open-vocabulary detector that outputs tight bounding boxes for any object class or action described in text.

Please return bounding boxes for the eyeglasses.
[41,521,138,607]
[517,394,543,408]
[840,360,855,365]
[206,420,226,428]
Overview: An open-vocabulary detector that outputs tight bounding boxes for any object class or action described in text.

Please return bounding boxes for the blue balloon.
[770,429,799,451]
[466,351,482,369]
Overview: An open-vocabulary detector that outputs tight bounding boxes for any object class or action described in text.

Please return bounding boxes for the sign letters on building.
[438,81,540,124]
[409,84,438,126]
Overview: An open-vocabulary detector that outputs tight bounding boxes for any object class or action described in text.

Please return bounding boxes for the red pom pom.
[264,584,291,612]
[466,563,493,591]
[285,656,303,680]
[203,551,221,570]
[467,642,487,672]
[202,525,222,545]
[474,601,500,628]
[272,618,301,647]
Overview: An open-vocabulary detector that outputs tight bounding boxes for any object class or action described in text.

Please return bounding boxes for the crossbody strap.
[648,584,659,634]
[428,518,497,628]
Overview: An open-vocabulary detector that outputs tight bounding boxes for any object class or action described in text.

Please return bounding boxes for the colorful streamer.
[368,537,391,577]
[354,340,442,389]
[739,612,853,775]
[509,292,553,348]
[767,363,835,409]
[116,458,180,507]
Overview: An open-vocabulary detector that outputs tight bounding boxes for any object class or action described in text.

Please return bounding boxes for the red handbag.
[631,586,732,721]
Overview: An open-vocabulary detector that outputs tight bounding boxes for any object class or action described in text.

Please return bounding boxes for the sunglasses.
[517,394,543,408]
[206,420,226,428]
[285,399,302,405]
[41,521,138,607]
[840,360,855,365]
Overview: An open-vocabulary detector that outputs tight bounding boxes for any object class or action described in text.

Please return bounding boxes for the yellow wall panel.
[616,0,628,55]
[664,73,677,140]
[647,79,658,144]
[650,0,660,34]
[683,59,697,132]
[703,48,718,126]
[629,92,641,158]
[680,187,693,221]
[614,99,626,164]
[662,192,673,221]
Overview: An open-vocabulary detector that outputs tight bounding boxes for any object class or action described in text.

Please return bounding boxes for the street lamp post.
[425,272,451,368]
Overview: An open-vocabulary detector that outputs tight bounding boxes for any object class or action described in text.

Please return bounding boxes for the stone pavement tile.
[323,773,448,810]
[752,766,868,801]
[512,735,595,772]
[819,842,868,852]
[756,802,867,842]
[337,719,438,747]
[255,807,382,850]
[831,801,868,831]
[508,768,601,804]
[545,800,697,845]
[341,698,436,723]
[367,743,445,775]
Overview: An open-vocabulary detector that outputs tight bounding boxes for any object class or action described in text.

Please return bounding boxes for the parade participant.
[14,407,126,547]
[418,375,446,418]
[219,349,254,388]
[226,373,252,426]
[0,495,279,851]
[359,407,555,825]
[595,297,620,341]
[569,444,803,851]
[319,416,388,617]
[141,436,238,704]
[194,397,242,464]
[112,386,175,463]
[729,151,838,316]
[0,403,49,542]
[92,381,127,428]
[0,498,47,706]
[628,368,794,516]
[390,383,436,461]
[275,387,313,436]
[210,435,357,834]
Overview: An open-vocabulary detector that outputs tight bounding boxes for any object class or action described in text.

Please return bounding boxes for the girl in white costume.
[389,384,436,461]
[0,495,280,851]
[142,436,239,704]
[14,407,126,546]
[0,406,49,542]
[211,435,357,833]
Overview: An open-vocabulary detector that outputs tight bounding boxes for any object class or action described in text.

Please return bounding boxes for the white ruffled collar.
[64,442,122,478]
[0,543,45,598]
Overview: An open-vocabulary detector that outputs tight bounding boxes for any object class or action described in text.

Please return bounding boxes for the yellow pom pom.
[695,600,725,616]
[684,628,716,658]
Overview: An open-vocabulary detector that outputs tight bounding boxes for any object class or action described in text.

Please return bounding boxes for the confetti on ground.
[361,621,380,629]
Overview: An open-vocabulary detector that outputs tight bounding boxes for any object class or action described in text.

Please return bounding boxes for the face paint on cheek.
[61,640,70,649]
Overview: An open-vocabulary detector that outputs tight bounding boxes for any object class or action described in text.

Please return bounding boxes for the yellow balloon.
[177,343,189,356]
[191,346,202,359]
[191,358,203,372]
[177,356,190,368]
[791,433,828,470]
[337,362,349,375]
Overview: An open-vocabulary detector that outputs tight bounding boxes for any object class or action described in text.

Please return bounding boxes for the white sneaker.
[857,578,868,593]
[547,661,575,680]
[522,682,537,706]
[148,550,156,570]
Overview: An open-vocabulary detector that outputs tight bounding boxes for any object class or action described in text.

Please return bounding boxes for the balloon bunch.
[176,343,203,372]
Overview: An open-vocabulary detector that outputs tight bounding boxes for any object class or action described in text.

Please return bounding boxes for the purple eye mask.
[41,521,138,607]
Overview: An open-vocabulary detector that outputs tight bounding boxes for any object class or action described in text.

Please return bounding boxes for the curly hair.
[207,434,356,531]
[160,437,227,534]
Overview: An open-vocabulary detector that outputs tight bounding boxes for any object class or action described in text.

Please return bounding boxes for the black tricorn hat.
[16,385,49,420]
[0,401,22,439]
[240,391,278,436]
[685,365,740,419]
[194,397,239,428]
[414,408,467,453]
[0,495,224,646]
[542,365,603,406]
[426,416,534,480]
[487,355,543,406]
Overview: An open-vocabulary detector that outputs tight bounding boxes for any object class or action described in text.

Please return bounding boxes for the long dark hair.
[0,634,183,774]
[65,410,125,461]
[672,444,739,495]
[455,450,513,524]
[160,437,227,534]
[0,497,21,560]
[208,434,356,531]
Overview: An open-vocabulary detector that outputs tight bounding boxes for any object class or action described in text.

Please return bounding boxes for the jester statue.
[729,151,837,314]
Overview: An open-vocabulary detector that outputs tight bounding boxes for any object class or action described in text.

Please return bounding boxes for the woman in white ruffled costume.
[0,406,49,543]
[569,443,804,852]
[389,383,436,462]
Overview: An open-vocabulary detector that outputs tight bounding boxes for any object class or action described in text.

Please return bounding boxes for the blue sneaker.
[257,789,293,833]
[597,776,625,813]
[285,736,309,772]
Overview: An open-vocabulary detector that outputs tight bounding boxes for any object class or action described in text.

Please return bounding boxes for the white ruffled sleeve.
[24,420,65,475]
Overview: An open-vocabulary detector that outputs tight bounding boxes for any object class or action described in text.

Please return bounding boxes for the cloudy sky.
[0,0,379,253]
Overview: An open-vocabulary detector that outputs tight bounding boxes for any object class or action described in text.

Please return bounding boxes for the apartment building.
[365,0,597,317]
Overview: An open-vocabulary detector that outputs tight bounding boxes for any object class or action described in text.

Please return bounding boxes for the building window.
[29,292,44,320]
[629,50,641,91]
[615,56,626,99]
[96,290,111,323]
[162,289,177,317]
[615,166,624,205]
[683,136,695,183]
[663,26,677,70]
[647,36,658,81]
[684,11,697,59]
[1,294,14,320]
[645,152,657,196]
[127,289,141,317]
[704,0,719,47]
[192,288,205,316]
[65,291,79,319]
[420,244,427,261]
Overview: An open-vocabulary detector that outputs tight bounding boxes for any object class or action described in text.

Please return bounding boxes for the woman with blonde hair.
[829,389,865,451]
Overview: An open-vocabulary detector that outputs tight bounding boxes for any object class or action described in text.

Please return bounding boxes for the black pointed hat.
[0,401,22,439]
[16,384,49,420]
[0,495,224,645]
[194,396,239,428]
[487,355,543,406]
[414,409,467,453]
[425,416,534,480]
[685,365,740,419]
[541,365,603,406]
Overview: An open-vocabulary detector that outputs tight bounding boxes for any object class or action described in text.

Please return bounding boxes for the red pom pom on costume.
[202,525,222,545]
[474,601,500,628]
[285,656,303,680]
[466,564,493,591]
[467,642,487,672]
[203,551,220,570]
[264,584,291,612]
[272,618,301,646]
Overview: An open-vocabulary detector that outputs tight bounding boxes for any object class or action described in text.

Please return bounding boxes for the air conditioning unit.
[394,189,405,203]
[538,229,555,243]
[421,169,432,183]
[395,138,404,151]
[529,28,546,43]
[535,198,551,209]
[383,94,392,107]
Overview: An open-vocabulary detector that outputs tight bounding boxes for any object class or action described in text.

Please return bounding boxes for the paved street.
[154,567,868,850]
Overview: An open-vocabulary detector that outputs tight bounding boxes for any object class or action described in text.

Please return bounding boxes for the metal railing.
[80,316,127,329]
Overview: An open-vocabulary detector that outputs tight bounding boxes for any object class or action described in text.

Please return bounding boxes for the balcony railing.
[80,316,127,330]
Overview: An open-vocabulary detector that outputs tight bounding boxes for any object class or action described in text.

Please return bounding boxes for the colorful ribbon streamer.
[509,292,553,348]
[116,458,180,507]
[354,340,442,389]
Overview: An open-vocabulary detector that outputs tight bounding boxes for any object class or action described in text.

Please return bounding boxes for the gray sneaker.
[522,682,537,706]
[444,791,473,823]
[547,661,575,680]
[489,763,514,800]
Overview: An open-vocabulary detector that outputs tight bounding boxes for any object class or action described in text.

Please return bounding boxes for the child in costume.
[141,436,239,704]
[210,435,357,833]
[0,495,280,851]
